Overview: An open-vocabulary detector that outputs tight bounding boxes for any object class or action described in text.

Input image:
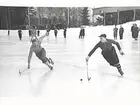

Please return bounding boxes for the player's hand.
[119,50,125,55]
[85,56,89,62]
[47,29,50,32]
[45,32,49,36]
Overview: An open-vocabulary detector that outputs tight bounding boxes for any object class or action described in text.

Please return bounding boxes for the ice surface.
[0,21,140,105]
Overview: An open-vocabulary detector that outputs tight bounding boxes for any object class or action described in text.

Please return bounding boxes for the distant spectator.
[119,25,124,40]
[131,24,135,39]
[37,30,40,36]
[30,26,38,42]
[8,30,10,36]
[64,28,67,38]
[79,27,85,39]
[29,29,32,37]
[54,28,58,38]
[113,25,118,40]
[131,24,140,40]
[18,29,22,41]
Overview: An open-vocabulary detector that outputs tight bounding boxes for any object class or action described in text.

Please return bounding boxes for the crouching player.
[86,34,124,76]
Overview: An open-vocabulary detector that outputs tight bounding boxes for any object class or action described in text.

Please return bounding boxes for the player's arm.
[86,42,100,62]
[28,47,33,69]
[38,32,49,44]
[109,39,124,55]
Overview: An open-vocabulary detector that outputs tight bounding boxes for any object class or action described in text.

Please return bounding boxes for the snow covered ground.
[0,21,140,105]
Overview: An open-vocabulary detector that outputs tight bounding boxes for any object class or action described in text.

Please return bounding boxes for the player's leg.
[44,62,53,70]
[120,34,122,39]
[111,47,124,76]
[102,47,124,76]
[36,48,53,70]
[40,48,53,70]
[114,63,124,76]
[19,34,21,40]
[49,58,54,65]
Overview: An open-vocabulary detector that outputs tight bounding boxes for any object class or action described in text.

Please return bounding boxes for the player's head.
[99,34,107,43]
[32,26,36,29]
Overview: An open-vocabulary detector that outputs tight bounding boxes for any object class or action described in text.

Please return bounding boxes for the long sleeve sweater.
[88,39,121,57]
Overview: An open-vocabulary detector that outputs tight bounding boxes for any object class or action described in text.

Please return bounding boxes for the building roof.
[93,7,140,15]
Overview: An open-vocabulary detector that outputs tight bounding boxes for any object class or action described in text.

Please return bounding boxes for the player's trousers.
[101,46,119,66]
[35,48,50,63]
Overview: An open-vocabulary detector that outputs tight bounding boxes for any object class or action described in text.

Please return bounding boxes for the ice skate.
[118,70,124,76]
[49,65,53,70]
[49,58,54,65]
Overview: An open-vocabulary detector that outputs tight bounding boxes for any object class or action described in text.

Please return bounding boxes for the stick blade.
[19,70,21,74]
[88,77,91,81]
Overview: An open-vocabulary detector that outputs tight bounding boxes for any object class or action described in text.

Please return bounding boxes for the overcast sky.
[0,0,140,7]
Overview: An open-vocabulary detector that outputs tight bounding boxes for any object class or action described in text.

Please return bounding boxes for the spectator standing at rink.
[54,28,58,38]
[131,23,135,39]
[18,29,22,41]
[119,25,124,40]
[29,29,32,37]
[79,27,82,39]
[86,34,124,76]
[64,28,67,38]
[82,27,85,39]
[113,25,118,40]
[79,27,85,39]
[37,30,40,36]
[8,30,10,36]
[131,24,139,40]
[46,28,50,34]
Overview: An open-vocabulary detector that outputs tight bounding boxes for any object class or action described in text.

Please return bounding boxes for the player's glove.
[45,31,49,36]
[119,50,125,55]
[47,29,50,32]
[85,56,89,62]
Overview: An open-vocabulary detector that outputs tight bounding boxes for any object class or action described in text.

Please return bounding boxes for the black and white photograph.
[0,0,140,105]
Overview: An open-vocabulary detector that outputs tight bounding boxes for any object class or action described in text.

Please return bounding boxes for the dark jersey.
[80,29,85,36]
[119,27,124,34]
[18,30,22,34]
[88,39,121,57]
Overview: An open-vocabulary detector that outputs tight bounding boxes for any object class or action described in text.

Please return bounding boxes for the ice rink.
[0,22,140,105]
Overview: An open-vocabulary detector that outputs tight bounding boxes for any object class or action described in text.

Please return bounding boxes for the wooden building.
[93,7,140,25]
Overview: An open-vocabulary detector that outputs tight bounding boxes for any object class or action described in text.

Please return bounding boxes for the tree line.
[6,7,90,29]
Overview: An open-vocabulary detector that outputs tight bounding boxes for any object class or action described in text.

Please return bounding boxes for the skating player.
[27,31,54,70]
[86,34,124,76]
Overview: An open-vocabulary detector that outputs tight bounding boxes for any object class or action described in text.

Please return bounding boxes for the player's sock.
[49,65,53,70]
[115,63,124,76]
[49,58,54,65]
[44,61,53,70]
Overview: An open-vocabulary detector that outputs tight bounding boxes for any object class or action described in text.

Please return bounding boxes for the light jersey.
[31,41,42,54]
